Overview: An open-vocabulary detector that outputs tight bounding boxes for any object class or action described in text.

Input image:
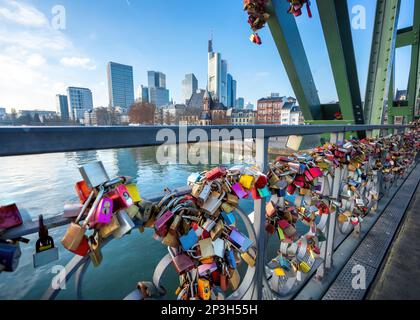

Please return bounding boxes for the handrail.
[0,124,411,157]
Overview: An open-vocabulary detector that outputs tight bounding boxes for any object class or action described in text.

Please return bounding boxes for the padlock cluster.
[61,162,142,265]
[143,166,264,300]
[287,0,312,18]
[243,0,270,45]
[263,132,419,294]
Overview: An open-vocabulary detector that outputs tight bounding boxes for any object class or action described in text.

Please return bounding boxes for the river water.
[0,145,272,300]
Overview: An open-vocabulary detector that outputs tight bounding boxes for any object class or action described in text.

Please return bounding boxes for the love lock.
[33,215,59,268]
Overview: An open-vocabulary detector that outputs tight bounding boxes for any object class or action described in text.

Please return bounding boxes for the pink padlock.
[90,197,113,226]
[154,211,174,237]
[232,183,248,199]
[310,167,323,178]
[108,184,134,211]
[198,262,218,276]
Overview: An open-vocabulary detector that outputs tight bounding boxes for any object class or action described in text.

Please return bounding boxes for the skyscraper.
[236,97,245,109]
[136,85,149,103]
[67,87,93,121]
[208,38,230,106]
[226,74,237,108]
[56,94,69,120]
[107,62,135,110]
[182,73,198,103]
[148,71,170,108]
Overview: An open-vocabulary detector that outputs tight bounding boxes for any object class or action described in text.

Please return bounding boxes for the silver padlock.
[202,192,225,215]
[113,211,135,239]
[79,161,110,188]
[197,184,212,206]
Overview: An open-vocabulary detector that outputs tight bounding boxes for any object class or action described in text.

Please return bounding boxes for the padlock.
[198,262,218,276]
[251,187,262,200]
[61,189,101,251]
[113,210,135,239]
[213,238,225,258]
[197,183,212,206]
[187,172,203,185]
[162,231,179,248]
[79,161,110,188]
[197,278,211,300]
[126,184,141,203]
[0,241,21,272]
[202,218,216,232]
[226,194,239,206]
[154,210,174,238]
[221,211,236,226]
[33,215,59,268]
[210,220,224,240]
[258,186,271,198]
[99,214,120,238]
[220,265,229,292]
[180,229,199,251]
[254,174,268,189]
[202,192,225,216]
[0,203,23,230]
[199,238,215,260]
[221,202,234,213]
[228,228,253,252]
[226,245,237,269]
[90,197,113,227]
[108,184,134,211]
[205,167,227,181]
[228,268,241,290]
[239,174,254,189]
[168,247,195,275]
[266,201,276,217]
[75,180,92,204]
[88,233,103,268]
[69,235,90,256]
[126,204,140,219]
[241,247,257,267]
[231,183,248,199]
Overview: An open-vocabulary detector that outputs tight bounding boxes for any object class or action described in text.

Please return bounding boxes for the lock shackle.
[75,190,95,224]
[82,187,105,228]
[37,214,49,240]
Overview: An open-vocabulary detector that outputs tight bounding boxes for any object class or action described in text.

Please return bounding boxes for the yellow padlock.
[239,175,254,190]
[274,267,286,277]
[299,261,311,273]
[126,184,141,203]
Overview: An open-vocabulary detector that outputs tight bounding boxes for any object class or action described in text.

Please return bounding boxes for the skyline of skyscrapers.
[55,94,69,121]
[67,87,93,121]
[182,73,198,103]
[147,71,170,108]
[107,62,135,110]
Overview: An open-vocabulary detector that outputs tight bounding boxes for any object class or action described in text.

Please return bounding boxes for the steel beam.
[364,0,401,125]
[396,27,415,48]
[266,0,321,120]
[316,0,364,124]
[407,0,420,120]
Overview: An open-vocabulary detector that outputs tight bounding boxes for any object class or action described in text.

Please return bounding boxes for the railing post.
[252,132,269,300]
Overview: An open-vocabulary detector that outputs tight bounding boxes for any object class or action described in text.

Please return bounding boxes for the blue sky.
[0,0,415,111]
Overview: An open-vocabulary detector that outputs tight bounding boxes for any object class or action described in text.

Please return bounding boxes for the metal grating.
[322,165,420,300]
[323,258,377,300]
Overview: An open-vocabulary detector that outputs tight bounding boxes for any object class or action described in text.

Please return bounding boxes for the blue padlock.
[179,229,198,251]
[221,212,236,226]
[226,248,237,269]
[258,186,272,199]
[0,242,21,272]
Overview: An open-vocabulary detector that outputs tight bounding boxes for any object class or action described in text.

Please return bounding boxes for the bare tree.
[128,102,156,125]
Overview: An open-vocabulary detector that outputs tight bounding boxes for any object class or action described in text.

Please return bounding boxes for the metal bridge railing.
[0,124,413,300]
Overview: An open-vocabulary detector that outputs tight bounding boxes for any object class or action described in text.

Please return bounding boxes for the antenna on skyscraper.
[208,30,213,53]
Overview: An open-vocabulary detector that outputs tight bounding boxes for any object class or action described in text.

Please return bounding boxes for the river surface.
[0,145,279,300]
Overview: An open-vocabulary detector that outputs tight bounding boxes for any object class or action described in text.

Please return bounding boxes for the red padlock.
[75,181,92,204]
[254,175,268,189]
[251,187,261,200]
[205,167,226,181]
[69,236,90,256]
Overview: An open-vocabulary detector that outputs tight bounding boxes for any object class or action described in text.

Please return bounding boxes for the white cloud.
[26,53,46,67]
[60,57,97,70]
[0,1,100,110]
[0,0,48,27]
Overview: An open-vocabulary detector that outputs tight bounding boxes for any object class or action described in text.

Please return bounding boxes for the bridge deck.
[367,181,420,300]
[322,163,420,300]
